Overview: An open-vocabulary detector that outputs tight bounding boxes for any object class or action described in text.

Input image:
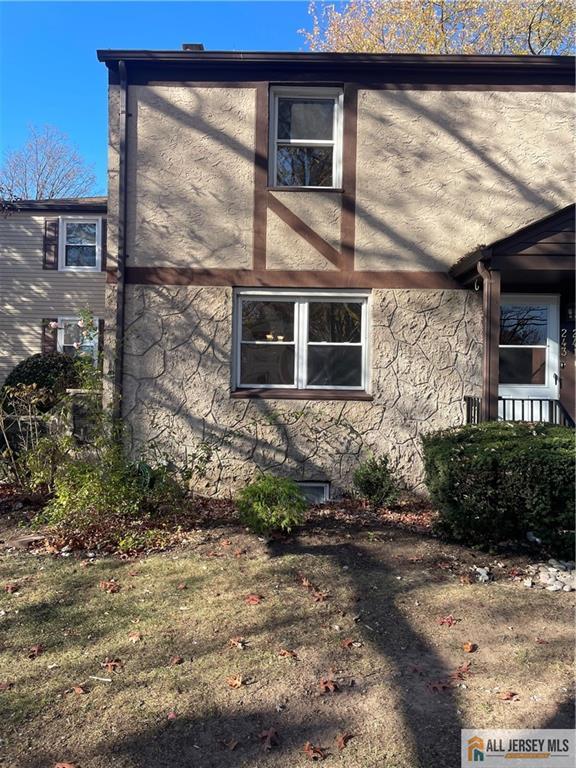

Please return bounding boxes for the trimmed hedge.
[4,353,80,407]
[422,421,575,557]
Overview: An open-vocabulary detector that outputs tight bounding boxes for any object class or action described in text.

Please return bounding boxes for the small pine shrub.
[353,455,398,507]
[422,421,575,558]
[237,475,307,535]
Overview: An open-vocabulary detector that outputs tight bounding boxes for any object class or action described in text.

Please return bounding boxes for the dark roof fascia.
[5,198,107,214]
[451,203,575,283]
[96,50,575,86]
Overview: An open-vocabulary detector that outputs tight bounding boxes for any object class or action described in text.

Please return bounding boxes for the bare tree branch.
[0,125,97,200]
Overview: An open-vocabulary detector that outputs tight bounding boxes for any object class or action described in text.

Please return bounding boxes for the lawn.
[0,520,574,768]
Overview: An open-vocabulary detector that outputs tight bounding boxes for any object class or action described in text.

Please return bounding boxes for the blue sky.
[0,1,315,193]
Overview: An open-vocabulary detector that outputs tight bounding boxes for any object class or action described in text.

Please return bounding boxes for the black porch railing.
[464,396,575,427]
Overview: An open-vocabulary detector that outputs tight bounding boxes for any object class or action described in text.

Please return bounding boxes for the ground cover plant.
[0,516,573,768]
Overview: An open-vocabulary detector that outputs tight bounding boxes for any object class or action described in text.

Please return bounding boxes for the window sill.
[267,187,344,193]
[231,388,372,401]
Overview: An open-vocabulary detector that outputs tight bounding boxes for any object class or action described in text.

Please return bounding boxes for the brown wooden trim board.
[230,388,373,401]
[116,267,462,289]
[253,83,268,270]
[341,85,358,273]
[267,195,344,270]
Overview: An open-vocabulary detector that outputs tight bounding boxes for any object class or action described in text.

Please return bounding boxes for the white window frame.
[498,293,559,400]
[57,316,99,364]
[297,482,331,504]
[58,216,102,272]
[269,87,344,189]
[233,289,370,391]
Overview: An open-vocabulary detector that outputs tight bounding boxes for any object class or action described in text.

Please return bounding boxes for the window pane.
[62,321,96,359]
[499,347,546,385]
[277,98,334,141]
[240,344,294,386]
[276,146,333,187]
[241,301,294,341]
[307,346,362,387]
[65,245,97,267]
[308,302,362,343]
[500,305,547,345]
[66,222,97,245]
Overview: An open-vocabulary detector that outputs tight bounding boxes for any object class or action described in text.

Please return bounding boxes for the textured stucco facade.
[355,89,573,270]
[121,285,482,493]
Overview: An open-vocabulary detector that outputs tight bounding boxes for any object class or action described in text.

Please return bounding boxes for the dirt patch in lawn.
[0,526,573,768]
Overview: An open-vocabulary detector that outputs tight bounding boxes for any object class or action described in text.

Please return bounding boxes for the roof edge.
[4,197,107,213]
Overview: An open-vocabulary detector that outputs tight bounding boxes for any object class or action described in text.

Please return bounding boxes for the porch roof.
[451,203,575,286]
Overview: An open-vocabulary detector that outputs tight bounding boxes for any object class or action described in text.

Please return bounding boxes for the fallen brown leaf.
[69,685,88,695]
[427,679,453,693]
[277,648,298,659]
[226,675,244,689]
[128,631,142,644]
[304,742,327,761]
[336,732,355,751]
[319,674,339,694]
[259,728,280,751]
[54,763,78,768]
[177,582,187,590]
[234,548,246,557]
[4,583,19,594]
[498,691,520,701]
[463,642,478,653]
[535,637,549,645]
[438,615,458,627]
[228,636,247,650]
[170,656,184,666]
[341,638,362,649]
[219,738,239,751]
[28,644,44,659]
[451,662,473,681]
[0,681,14,691]
[99,579,120,594]
[167,710,178,720]
[101,657,122,673]
[244,594,263,605]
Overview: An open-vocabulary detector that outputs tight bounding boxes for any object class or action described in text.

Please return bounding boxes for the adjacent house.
[0,197,107,383]
[96,47,574,495]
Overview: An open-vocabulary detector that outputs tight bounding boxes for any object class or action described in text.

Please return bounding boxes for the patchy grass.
[0,526,574,768]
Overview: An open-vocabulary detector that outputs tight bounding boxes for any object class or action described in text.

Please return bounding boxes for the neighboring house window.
[57,317,99,363]
[269,88,343,188]
[58,218,101,271]
[234,290,369,390]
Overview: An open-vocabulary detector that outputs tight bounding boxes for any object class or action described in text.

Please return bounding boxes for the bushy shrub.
[237,475,307,535]
[422,421,575,557]
[38,446,188,550]
[353,455,398,507]
[3,353,80,408]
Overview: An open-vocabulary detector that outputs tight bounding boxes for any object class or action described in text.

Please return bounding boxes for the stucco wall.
[120,285,482,494]
[126,85,256,269]
[355,89,573,270]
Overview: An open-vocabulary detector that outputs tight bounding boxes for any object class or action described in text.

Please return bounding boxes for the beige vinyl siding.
[0,212,106,383]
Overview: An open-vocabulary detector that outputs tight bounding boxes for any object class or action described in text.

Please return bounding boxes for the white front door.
[499,294,560,407]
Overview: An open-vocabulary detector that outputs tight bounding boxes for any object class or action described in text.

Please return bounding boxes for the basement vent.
[297,482,330,504]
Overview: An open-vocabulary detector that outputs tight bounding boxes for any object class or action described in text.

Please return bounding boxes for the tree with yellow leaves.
[301,1,575,55]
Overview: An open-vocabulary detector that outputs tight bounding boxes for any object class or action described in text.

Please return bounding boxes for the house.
[96,47,574,495]
[0,197,107,383]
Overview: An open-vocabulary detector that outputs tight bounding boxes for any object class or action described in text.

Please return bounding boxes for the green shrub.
[353,455,398,507]
[237,475,307,535]
[3,353,80,408]
[38,447,188,550]
[422,421,575,558]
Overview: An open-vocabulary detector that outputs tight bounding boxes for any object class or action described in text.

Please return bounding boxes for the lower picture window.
[57,317,99,363]
[234,291,369,390]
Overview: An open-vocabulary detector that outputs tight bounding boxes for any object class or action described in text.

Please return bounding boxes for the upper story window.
[234,290,369,391]
[58,217,101,271]
[269,88,343,189]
